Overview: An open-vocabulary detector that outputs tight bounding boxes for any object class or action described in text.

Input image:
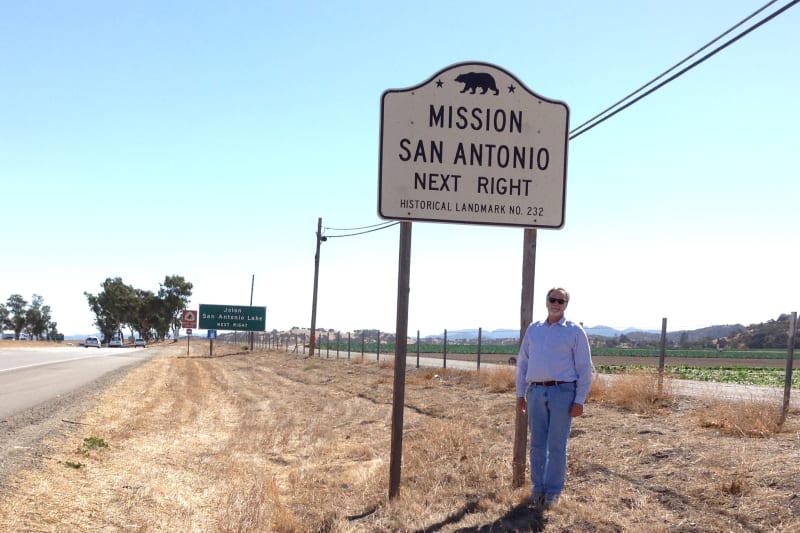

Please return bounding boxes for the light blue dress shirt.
[515,317,593,404]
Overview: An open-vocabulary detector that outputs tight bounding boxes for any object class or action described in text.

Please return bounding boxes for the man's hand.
[570,403,584,417]
[516,397,527,414]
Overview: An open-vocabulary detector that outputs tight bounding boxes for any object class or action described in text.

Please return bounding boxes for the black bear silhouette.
[454,72,500,95]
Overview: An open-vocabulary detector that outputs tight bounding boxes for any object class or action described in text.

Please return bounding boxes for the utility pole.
[309,217,326,356]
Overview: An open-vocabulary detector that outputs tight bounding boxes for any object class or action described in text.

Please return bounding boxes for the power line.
[323,221,400,239]
[324,221,396,232]
[569,0,799,140]
[570,0,782,137]
[321,3,799,237]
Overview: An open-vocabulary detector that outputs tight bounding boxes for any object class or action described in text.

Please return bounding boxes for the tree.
[159,275,193,340]
[130,288,156,340]
[24,294,52,340]
[6,294,28,340]
[679,331,689,347]
[136,289,175,341]
[1,295,59,341]
[46,321,62,341]
[85,275,193,343]
[85,278,137,343]
[0,304,8,333]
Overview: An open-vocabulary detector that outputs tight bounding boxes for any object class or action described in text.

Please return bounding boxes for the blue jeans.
[526,381,577,499]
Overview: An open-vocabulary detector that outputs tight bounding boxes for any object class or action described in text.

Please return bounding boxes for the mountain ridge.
[421,324,746,342]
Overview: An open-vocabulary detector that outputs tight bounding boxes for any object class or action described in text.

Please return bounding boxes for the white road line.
[0,354,107,373]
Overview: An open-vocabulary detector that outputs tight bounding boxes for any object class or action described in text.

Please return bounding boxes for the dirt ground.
[0,341,798,532]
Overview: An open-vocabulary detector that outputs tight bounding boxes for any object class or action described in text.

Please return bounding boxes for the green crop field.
[312,341,797,388]
[591,347,788,359]
[595,364,800,388]
[321,342,790,360]
[319,341,519,355]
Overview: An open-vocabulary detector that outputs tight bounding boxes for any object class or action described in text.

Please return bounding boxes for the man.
[515,287,593,507]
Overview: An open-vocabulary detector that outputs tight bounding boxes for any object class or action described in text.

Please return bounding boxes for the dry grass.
[694,395,786,437]
[590,369,675,414]
[1,343,799,532]
[590,370,791,438]
[478,366,517,393]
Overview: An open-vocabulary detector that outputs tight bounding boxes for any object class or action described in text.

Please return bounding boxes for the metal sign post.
[207,329,217,357]
[512,228,536,487]
[389,221,412,498]
[380,62,569,498]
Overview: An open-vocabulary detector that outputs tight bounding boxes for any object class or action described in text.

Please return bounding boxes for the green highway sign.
[198,304,266,332]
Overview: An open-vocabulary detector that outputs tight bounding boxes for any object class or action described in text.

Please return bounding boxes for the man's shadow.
[411,499,546,533]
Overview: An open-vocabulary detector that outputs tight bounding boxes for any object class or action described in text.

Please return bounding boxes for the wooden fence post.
[780,311,797,425]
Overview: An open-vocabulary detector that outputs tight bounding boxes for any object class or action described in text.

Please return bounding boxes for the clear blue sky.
[2,1,798,337]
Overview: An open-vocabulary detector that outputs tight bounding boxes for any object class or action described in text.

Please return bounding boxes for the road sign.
[181,309,198,329]
[207,329,217,339]
[186,328,192,335]
[379,61,569,228]
[198,304,266,332]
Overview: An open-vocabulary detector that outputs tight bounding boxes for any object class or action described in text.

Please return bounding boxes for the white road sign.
[379,62,569,228]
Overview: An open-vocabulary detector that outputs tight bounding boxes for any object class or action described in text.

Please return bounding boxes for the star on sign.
[507,84,516,93]
[436,79,444,88]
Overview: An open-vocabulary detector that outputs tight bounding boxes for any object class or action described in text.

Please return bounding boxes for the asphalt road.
[0,346,156,419]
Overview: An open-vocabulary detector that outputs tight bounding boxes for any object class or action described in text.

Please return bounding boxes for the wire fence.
[215,329,521,370]
[211,317,799,370]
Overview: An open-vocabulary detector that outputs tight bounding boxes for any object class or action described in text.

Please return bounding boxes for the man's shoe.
[544,494,559,508]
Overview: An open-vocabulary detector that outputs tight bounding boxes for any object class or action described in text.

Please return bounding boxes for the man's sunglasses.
[548,297,566,304]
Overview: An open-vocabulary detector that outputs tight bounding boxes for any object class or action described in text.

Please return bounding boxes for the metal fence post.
[658,318,667,394]
[477,327,482,371]
[416,330,420,368]
[443,329,447,369]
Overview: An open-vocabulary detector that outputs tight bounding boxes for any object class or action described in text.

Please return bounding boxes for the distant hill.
[424,328,519,341]
[584,325,661,338]
[724,314,798,349]
[588,316,797,349]
[422,323,754,345]
[599,324,747,344]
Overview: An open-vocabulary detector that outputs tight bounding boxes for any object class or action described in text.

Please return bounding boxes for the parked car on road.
[109,332,124,348]
[134,338,147,347]
[85,336,101,348]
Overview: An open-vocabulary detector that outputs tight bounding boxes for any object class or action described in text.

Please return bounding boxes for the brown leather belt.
[530,380,574,386]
